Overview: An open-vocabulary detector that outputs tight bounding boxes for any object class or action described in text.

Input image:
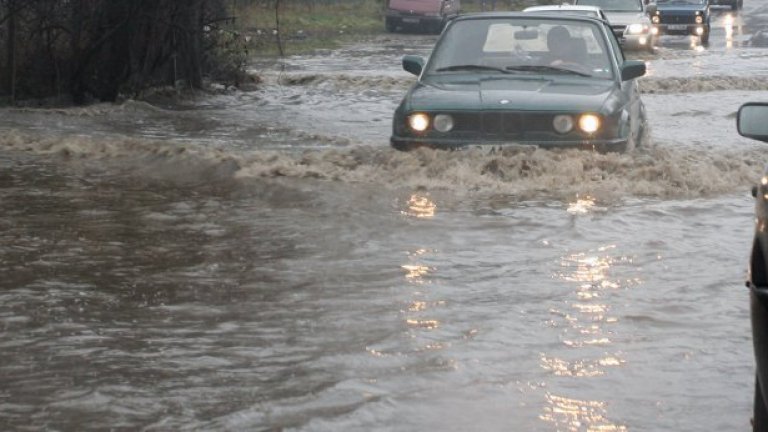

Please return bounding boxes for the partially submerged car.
[574,0,656,51]
[390,13,648,153]
[523,4,610,21]
[737,103,768,430]
[650,0,711,45]
[385,0,461,34]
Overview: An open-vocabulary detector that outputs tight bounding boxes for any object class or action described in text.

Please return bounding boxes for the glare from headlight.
[695,15,703,24]
[578,114,601,134]
[408,113,430,132]
[652,15,660,24]
[433,114,454,132]
[695,26,704,35]
[628,23,644,34]
[553,115,574,134]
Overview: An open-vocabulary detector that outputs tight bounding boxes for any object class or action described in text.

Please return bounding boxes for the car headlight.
[652,15,660,24]
[628,23,645,34]
[433,114,454,132]
[695,15,703,24]
[408,113,430,132]
[553,115,574,134]
[578,114,601,134]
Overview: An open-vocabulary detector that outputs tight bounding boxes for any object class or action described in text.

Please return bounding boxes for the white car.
[573,0,656,52]
[523,4,610,22]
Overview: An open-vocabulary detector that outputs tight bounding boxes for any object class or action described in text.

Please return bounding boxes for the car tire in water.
[700,28,710,46]
[386,18,397,33]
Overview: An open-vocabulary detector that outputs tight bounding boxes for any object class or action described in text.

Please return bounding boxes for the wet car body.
[739,103,768,431]
[573,0,656,51]
[651,0,711,45]
[385,0,461,33]
[390,13,647,152]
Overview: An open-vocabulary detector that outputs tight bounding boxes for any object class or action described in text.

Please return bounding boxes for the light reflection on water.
[402,193,437,219]
[539,242,638,430]
[540,393,628,432]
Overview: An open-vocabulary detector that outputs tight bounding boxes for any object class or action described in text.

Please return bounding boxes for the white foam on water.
[1,130,761,203]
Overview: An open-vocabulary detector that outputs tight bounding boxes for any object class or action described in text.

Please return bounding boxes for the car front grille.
[426,112,581,140]
[660,15,696,24]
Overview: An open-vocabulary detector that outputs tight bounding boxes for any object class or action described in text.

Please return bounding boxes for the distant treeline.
[0,0,246,104]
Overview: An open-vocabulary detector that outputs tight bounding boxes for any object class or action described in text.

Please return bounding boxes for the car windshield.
[425,18,614,80]
[576,0,643,12]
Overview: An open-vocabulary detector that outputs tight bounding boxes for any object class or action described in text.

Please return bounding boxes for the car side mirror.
[738,103,768,143]
[403,55,425,76]
[620,60,646,81]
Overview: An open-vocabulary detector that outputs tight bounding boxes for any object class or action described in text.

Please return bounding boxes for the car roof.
[523,5,603,11]
[452,11,607,25]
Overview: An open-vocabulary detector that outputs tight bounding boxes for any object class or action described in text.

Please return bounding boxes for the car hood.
[406,77,618,113]
[604,11,649,25]
[656,3,707,11]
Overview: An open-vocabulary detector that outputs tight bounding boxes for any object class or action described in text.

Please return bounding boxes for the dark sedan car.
[390,13,648,152]
[738,103,768,430]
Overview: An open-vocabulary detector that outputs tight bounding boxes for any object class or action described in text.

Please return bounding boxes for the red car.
[385,0,461,33]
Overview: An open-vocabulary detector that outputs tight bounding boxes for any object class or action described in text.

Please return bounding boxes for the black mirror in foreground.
[738,103,768,142]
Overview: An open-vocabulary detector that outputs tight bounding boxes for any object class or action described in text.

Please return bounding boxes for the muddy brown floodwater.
[2,4,768,430]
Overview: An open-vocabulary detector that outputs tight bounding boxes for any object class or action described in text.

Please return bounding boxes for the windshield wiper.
[435,64,516,74]
[505,65,593,78]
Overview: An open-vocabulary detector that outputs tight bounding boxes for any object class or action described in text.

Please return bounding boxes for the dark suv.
[651,0,711,45]
[738,103,768,430]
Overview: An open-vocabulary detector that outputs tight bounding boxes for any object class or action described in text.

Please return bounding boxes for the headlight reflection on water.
[539,246,637,430]
[566,195,596,215]
[402,193,436,218]
[540,394,628,432]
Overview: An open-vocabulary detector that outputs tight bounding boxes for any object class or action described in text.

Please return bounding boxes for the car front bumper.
[390,136,631,153]
[385,12,444,27]
[621,33,655,50]
[654,23,707,36]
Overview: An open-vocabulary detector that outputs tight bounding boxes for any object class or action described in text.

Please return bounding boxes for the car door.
[603,21,642,142]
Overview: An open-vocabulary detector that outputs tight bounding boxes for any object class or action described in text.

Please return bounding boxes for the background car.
[710,0,743,11]
[390,13,648,152]
[751,27,768,47]
[385,0,461,34]
[650,0,711,45]
[523,4,610,21]
[573,0,656,52]
[738,103,768,431]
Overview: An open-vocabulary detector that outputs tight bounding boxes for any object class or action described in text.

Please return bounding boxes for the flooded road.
[2,4,768,431]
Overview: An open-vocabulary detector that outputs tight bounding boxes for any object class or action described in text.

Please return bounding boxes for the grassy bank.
[232,0,534,56]
[233,0,386,55]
